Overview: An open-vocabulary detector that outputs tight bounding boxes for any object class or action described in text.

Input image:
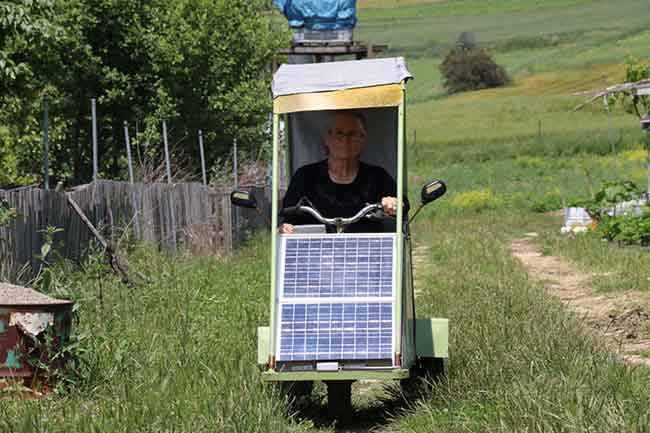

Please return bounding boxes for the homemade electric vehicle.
[232,57,448,416]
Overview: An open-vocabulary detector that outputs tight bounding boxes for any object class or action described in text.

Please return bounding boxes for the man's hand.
[381,197,398,216]
[279,223,294,234]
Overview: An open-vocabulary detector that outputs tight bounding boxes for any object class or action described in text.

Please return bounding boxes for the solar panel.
[281,236,394,298]
[278,302,393,361]
[276,234,396,363]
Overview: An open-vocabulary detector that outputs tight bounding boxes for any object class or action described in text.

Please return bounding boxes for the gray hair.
[328,110,367,135]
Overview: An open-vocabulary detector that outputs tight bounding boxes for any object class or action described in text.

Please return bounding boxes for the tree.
[613,56,650,119]
[0,0,288,188]
[439,34,509,95]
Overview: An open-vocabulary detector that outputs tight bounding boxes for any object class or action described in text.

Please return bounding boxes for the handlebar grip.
[281,206,301,218]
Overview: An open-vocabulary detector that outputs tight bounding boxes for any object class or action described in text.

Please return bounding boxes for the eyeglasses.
[331,129,366,143]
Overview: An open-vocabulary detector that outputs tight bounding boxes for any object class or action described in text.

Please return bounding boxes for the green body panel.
[262,368,410,382]
[415,318,449,358]
[257,326,270,365]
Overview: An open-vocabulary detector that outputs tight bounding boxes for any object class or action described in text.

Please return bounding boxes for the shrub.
[530,190,564,213]
[578,180,642,219]
[439,46,510,94]
[450,188,502,212]
[0,199,16,227]
[597,213,650,245]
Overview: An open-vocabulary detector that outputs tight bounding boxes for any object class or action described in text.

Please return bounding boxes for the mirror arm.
[407,203,425,225]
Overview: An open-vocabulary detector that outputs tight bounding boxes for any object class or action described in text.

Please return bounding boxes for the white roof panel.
[272,57,412,97]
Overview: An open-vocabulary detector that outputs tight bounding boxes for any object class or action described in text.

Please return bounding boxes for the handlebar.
[282,202,385,233]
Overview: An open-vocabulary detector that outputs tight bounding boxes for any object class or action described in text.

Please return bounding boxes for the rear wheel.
[420,357,445,385]
[401,357,445,399]
[278,381,313,404]
[325,380,353,419]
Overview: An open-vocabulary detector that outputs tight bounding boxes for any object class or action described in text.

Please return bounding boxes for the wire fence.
[0,180,270,282]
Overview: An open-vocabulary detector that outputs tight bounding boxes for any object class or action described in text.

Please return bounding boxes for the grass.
[394,214,650,432]
[5,0,650,431]
[1,240,314,433]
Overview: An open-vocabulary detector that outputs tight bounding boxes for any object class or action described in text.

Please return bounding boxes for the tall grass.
[0,238,314,433]
[396,215,650,432]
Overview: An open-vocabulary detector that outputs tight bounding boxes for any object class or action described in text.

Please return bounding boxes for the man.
[279,110,404,233]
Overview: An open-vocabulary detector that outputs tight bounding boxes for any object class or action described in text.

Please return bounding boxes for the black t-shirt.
[281,160,407,232]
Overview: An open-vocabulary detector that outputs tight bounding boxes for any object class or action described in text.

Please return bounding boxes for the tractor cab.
[232,57,448,417]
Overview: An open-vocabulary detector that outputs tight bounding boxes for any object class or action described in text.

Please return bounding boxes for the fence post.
[91,98,99,181]
[163,120,172,183]
[233,138,239,245]
[162,120,177,249]
[43,94,50,190]
[124,121,141,238]
[199,130,207,186]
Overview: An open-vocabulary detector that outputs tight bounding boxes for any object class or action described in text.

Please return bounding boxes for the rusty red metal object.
[0,283,73,378]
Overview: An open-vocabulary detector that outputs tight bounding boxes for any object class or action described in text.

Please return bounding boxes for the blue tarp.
[274,0,356,29]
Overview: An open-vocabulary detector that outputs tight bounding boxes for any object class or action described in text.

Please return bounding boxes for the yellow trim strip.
[274,84,404,114]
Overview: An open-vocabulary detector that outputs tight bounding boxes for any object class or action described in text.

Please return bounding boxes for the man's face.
[325,113,367,160]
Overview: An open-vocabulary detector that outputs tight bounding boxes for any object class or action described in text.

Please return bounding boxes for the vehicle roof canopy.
[272,57,412,114]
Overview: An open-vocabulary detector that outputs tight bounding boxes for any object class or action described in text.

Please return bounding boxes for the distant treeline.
[0,0,288,188]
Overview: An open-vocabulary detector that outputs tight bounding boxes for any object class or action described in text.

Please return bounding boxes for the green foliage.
[439,45,510,94]
[34,225,65,292]
[596,211,650,245]
[530,190,564,213]
[0,0,288,188]
[611,56,650,118]
[578,180,642,219]
[0,199,17,227]
[0,0,58,95]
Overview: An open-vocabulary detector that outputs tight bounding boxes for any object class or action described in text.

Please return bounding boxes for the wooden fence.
[0,180,269,281]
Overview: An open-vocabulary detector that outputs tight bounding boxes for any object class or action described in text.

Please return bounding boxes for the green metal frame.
[269,114,280,364]
[262,368,410,382]
[395,97,405,368]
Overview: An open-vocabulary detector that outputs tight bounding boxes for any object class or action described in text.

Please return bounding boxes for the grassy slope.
[5,1,650,432]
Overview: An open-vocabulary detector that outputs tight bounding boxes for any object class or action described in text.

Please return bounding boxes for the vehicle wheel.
[399,371,424,401]
[325,380,353,419]
[278,381,313,404]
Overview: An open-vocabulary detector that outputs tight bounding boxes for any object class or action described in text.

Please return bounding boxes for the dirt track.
[510,234,650,366]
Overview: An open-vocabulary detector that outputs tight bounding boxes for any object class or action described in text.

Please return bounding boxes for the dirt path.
[509,233,650,366]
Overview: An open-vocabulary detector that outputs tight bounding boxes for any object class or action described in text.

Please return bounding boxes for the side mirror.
[230,190,257,209]
[421,179,447,205]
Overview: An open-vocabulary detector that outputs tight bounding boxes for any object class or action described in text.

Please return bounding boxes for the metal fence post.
[199,130,207,186]
[163,121,172,184]
[92,98,99,181]
[124,121,141,238]
[233,138,239,245]
[162,120,177,249]
[43,94,50,190]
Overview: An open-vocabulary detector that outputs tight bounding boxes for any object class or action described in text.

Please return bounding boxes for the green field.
[4,0,650,431]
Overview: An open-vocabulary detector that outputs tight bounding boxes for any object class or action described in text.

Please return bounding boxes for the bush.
[450,188,502,212]
[597,213,650,245]
[439,46,510,94]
